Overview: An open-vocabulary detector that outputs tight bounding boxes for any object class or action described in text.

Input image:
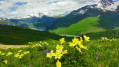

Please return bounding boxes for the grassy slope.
[83,30,119,40]
[50,17,106,35]
[0,25,61,45]
[0,36,119,67]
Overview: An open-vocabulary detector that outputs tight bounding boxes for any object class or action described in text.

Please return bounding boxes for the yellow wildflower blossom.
[80,37,83,42]
[56,45,63,52]
[78,41,83,47]
[1,53,5,55]
[55,52,63,59]
[14,53,19,58]
[62,50,68,54]
[82,46,87,50]
[19,54,24,59]
[72,37,79,44]
[112,38,116,41]
[24,52,27,54]
[56,60,61,67]
[3,60,7,64]
[101,37,107,40]
[0,51,1,54]
[9,46,11,48]
[18,50,22,53]
[83,35,90,41]
[26,51,29,54]
[7,52,13,56]
[69,42,75,47]
[59,38,65,44]
[47,50,55,58]
[110,40,112,42]
[76,47,82,53]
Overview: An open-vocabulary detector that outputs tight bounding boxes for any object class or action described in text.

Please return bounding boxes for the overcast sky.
[0,0,100,18]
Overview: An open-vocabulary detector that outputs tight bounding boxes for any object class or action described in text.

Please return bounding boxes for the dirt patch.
[0,44,29,49]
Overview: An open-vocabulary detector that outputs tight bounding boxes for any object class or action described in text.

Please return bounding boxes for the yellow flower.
[72,37,79,44]
[0,51,1,54]
[7,52,13,56]
[76,47,82,53]
[83,35,90,41]
[18,50,22,53]
[101,37,107,40]
[20,54,24,56]
[14,53,19,58]
[101,37,104,40]
[56,45,63,52]
[80,37,83,42]
[11,48,13,49]
[78,42,83,48]
[26,51,29,54]
[110,40,112,42]
[23,52,27,54]
[19,54,24,59]
[59,38,65,44]
[112,38,116,41]
[82,46,87,50]
[1,53,5,55]
[55,52,63,59]
[47,50,55,58]
[62,50,68,54]
[69,42,75,47]
[105,37,107,40]
[3,60,7,64]
[56,60,61,67]
[9,46,11,48]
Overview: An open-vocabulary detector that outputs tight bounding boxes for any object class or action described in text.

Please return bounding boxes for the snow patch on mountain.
[96,0,119,11]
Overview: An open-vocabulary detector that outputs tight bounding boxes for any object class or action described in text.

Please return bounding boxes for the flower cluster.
[101,37,116,42]
[46,36,89,67]
[46,38,68,67]
[69,35,88,53]
[0,50,30,64]
[14,50,29,59]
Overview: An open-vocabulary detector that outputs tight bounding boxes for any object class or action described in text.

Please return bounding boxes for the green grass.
[83,30,119,40]
[50,17,106,35]
[0,36,119,67]
[0,24,61,45]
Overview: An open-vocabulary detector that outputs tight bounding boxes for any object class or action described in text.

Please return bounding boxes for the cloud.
[0,0,100,18]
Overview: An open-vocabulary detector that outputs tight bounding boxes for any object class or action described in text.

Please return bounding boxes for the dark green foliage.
[0,24,61,45]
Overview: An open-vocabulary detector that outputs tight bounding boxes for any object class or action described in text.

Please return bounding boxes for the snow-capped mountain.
[97,0,119,11]
[70,0,119,16]
[0,17,8,21]
[51,0,119,30]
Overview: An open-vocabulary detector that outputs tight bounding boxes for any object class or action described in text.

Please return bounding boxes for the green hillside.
[50,17,106,35]
[83,29,119,40]
[0,24,61,45]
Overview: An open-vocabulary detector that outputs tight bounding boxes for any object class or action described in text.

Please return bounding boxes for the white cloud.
[0,0,100,18]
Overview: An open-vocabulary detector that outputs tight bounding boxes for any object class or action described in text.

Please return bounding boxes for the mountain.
[0,14,57,31]
[0,0,119,35]
[49,0,119,35]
